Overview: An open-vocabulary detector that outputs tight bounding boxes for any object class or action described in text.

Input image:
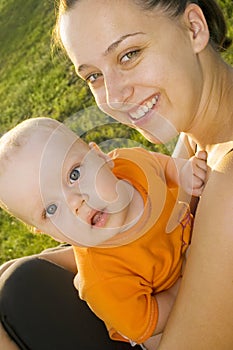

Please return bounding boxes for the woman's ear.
[184,4,210,53]
[89,142,114,169]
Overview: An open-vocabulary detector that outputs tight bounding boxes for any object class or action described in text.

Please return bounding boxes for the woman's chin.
[140,129,178,145]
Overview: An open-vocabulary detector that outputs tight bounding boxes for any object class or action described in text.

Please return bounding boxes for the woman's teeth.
[129,95,159,120]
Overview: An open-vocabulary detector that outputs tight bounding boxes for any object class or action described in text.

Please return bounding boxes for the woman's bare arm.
[158,151,233,349]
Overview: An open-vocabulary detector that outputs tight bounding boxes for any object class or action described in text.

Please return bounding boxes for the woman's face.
[60,0,204,143]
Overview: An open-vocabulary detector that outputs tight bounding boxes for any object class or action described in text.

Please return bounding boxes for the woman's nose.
[104,70,134,110]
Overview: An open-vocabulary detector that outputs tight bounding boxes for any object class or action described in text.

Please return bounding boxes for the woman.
[56,1,233,348]
[1,0,232,349]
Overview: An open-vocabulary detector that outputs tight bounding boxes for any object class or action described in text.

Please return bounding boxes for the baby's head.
[0,117,73,228]
[0,117,134,247]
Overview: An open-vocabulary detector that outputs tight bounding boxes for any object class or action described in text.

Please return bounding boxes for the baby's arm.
[153,278,181,335]
[143,278,181,350]
[154,150,208,196]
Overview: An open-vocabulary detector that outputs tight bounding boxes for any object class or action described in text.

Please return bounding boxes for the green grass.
[0,0,93,133]
[0,211,59,265]
[0,0,232,263]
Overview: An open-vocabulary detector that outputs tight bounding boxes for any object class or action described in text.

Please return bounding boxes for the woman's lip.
[128,105,157,127]
[128,94,160,122]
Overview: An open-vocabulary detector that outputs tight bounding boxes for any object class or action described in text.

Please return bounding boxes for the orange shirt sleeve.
[81,274,158,344]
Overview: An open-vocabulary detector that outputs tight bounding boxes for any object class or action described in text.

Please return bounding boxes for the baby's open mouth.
[91,210,108,227]
[91,211,103,225]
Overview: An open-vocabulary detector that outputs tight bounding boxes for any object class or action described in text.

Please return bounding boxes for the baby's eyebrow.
[76,63,91,75]
[41,208,47,220]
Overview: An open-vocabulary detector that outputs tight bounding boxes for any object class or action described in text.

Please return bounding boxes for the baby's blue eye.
[46,204,57,216]
[70,167,80,183]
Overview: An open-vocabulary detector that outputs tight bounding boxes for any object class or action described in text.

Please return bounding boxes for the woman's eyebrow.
[77,32,145,74]
[104,32,145,56]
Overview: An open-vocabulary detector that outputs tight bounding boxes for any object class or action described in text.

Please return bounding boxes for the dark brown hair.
[54,0,232,52]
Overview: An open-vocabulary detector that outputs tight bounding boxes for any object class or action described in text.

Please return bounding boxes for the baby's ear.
[89,142,114,169]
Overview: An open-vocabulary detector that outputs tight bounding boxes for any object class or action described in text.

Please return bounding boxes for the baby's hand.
[180,150,208,197]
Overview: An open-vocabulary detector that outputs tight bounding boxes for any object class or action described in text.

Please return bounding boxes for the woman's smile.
[128,94,160,123]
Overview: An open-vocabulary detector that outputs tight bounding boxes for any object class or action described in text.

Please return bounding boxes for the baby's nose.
[66,191,87,215]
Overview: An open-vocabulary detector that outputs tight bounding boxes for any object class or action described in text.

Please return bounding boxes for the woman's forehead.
[59,0,156,63]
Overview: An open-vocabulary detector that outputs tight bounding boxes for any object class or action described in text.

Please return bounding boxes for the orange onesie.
[73,147,192,344]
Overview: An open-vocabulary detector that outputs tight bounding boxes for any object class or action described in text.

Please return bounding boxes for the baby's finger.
[192,184,205,197]
[193,164,207,182]
[193,174,205,188]
[196,150,207,160]
[195,158,208,172]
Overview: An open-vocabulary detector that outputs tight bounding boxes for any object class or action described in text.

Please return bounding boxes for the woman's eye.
[46,204,57,217]
[86,72,102,84]
[120,50,140,63]
[69,167,81,183]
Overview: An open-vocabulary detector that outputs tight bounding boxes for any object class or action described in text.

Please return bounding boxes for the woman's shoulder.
[194,146,233,235]
[207,141,233,170]
[204,142,233,202]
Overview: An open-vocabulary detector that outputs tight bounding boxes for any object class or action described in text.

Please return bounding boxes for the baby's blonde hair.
[0,118,60,165]
[0,117,61,214]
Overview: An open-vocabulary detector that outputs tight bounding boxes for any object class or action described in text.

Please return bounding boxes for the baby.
[0,117,207,349]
